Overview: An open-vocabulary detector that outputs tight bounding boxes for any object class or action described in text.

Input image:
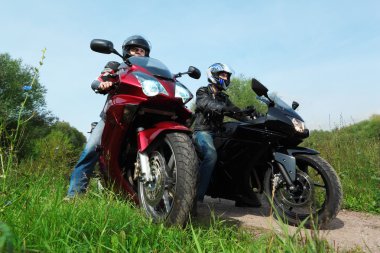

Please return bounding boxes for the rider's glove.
[246,106,264,118]
[223,106,238,114]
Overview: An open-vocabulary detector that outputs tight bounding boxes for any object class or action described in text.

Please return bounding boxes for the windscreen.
[269,95,293,111]
[258,94,303,120]
[128,56,173,80]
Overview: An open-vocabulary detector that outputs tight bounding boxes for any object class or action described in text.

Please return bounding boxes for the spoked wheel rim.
[138,138,177,221]
[272,158,329,220]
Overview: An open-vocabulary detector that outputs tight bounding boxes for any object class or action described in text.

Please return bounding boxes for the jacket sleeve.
[225,98,241,112]
[91,61,120,94]
[195,87,225,114]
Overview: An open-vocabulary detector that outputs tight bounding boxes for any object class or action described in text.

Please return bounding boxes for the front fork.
[138,151,154,183]
[273,152,296,190]
[135,127,154,184]
[133,122,191,184]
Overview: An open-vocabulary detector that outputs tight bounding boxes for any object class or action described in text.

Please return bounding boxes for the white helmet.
[207,63,234,90]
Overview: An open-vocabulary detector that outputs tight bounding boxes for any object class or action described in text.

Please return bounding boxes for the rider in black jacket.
[193,85,240,132]
[193,63,261,212]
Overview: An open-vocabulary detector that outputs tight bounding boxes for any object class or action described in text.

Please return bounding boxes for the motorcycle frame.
[207,103,317,200]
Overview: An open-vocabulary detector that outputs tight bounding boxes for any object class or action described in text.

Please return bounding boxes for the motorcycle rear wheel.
[264,154,343,228]
[137,132,198,227]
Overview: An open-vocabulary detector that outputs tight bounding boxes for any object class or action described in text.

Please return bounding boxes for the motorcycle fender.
[286,147,320,156]
[273,152,296,182]
[137,121,191,152]
[273,148,319,182]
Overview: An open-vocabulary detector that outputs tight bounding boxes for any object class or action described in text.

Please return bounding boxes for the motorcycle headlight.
[175,81,193,104]
[291,118,306,133]
[133,72,168,97]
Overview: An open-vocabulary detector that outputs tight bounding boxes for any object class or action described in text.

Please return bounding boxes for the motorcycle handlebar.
[223,108,265,119]
[223,108,253,117]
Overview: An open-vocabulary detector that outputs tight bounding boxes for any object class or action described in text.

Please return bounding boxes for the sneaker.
[63,196,75,202]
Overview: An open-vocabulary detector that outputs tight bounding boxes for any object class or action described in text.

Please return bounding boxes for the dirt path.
[196,197,380,252]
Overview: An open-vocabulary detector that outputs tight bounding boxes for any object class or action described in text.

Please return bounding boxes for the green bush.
[227,75,267,113]
[31,121,86,170]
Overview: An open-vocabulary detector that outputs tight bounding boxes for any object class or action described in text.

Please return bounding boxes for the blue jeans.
[67,119,105,197]
[194,131,217,201]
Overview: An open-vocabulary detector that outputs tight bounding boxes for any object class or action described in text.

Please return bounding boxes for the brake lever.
[101,73,118,81]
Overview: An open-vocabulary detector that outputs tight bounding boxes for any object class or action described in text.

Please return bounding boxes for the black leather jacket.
[194,85,240,132]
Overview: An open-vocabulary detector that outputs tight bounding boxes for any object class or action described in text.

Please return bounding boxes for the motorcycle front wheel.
[137,132,198,227]
[264,154,343,228]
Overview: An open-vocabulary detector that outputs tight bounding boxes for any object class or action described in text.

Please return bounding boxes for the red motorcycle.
[90,39,199,226]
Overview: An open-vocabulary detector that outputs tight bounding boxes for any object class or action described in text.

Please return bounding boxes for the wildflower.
[23,85,32,91]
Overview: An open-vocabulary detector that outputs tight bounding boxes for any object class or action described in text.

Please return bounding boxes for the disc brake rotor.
[143,151,166,206]
[276,170,314,207]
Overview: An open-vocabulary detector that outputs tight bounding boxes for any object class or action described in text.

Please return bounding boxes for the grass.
[0,165,339,253]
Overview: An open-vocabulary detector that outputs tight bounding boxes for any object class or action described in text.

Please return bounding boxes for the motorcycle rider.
[66,35,151,198]
[192,63,261,211]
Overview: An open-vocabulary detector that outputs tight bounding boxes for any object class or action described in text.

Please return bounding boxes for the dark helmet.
[122,35,151,58]
[207,63,234,90]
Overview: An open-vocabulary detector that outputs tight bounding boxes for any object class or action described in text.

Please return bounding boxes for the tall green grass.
[0,166,337,252]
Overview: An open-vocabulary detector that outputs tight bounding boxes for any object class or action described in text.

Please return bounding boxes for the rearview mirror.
[251,78,268,97]
[90,39,115,54]
[292,101,299,110]
[188,66,201,79]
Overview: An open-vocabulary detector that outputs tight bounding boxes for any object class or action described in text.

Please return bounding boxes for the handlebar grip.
[95,82,119,94]
[223,111,238,117]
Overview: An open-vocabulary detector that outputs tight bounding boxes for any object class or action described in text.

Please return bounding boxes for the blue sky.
[1,0,379,135]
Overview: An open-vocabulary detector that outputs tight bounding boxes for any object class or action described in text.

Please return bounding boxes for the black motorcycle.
[205,78,343,228]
